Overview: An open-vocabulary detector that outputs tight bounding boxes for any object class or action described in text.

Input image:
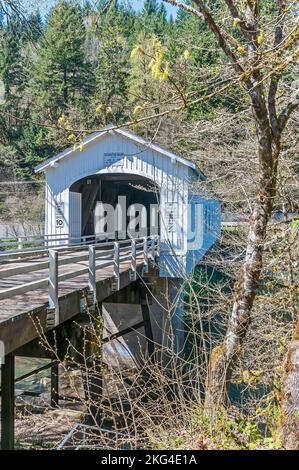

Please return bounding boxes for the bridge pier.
[76,303,104,427]
[0,256,186,449]
[101,274,184,365]
[1,355,15,450]
[141,300,155,359]
[167,278,185,358]
[0,236,162,449]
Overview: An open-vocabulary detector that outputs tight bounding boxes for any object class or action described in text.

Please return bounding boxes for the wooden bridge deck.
[0,239,155,355]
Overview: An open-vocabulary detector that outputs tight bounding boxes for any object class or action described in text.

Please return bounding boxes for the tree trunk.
[280,321,299,449]
[63,66,68,105]
[205,184,274,408]
[205,84,280,408]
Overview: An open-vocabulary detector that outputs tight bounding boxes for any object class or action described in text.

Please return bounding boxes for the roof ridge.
[34,126,204,178]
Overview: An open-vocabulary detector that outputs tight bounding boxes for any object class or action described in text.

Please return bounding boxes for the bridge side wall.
[44,132,193,268]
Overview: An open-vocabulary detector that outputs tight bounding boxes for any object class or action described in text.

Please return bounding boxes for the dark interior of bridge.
[70,174,160,238]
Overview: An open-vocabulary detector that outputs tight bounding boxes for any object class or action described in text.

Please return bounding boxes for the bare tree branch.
[278,89,299,131]
[163,0,245,75]
[0,0,24,18]
[268,0,288,135]
[223,0,241,19]
[223,0,252,39]
[162,0,204,21]
[93,0,115,29]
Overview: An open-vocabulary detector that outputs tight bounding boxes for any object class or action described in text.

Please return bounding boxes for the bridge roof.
[34,124,204,178]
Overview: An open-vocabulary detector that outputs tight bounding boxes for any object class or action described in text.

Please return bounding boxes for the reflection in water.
[13,357,51,395]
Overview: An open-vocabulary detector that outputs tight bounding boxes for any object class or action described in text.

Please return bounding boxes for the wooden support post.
[88,245,96,305]
[81,356,103,427]
[151,237,155,261]
[143,237,148,274]
[81,302,103,426]
[130,239,137,281]
[50,362,59,408]
[87,356,103,427]
[113,242,120,291]
[1,355,15,450]
[47,249,59,328]
[141,299,155,359]
[156,236,159,257]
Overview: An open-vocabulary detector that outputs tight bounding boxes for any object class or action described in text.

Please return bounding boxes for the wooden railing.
[0,235,159,327]
[0,232,118,254]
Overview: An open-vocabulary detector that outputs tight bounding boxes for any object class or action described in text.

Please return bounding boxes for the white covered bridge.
[0,126,220,449]
[35,125,220,277]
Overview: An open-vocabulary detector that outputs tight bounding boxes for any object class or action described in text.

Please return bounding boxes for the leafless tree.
[146,0,299,447]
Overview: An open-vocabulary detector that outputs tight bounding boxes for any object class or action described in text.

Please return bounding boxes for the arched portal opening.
[69,173,160,240]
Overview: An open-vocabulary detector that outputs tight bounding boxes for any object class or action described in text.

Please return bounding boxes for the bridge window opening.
[69,174,160,240]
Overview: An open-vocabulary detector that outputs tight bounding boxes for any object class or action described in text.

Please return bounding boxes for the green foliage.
[190,407,281,450]
[34,0,93,117]
[0,0,288,180]
[94,4,129,124]
[147,405,282,450]
[26,11,43,42]
[0,17,26,102]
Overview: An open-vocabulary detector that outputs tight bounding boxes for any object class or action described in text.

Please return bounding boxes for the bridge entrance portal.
[69,173,160,240]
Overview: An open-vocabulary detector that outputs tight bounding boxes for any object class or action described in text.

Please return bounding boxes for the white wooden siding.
[43,130,208,277]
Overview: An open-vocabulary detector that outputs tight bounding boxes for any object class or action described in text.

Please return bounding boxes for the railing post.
[143,237,148,274]
[113,241,120,291]
[17,237,23,250]
[47,249,59,328]
[88,245,97,305]
[130,239,137,281]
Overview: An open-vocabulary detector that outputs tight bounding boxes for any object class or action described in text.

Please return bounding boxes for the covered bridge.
[35,125,220,277]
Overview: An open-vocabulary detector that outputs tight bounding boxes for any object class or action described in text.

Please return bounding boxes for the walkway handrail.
[0,232,116,253]
[0,236,159,327]
[0,232,151,259]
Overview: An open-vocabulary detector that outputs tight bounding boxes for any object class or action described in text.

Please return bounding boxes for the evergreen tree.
[94,2,129,124]
[82,0,93,16]
[158,3,167,23]
[117,2,137,44]
[34,1,93,118]
[0,16,36,179]
[0,9,4,28]
[128,34,170,124]
[143,0,159,16]
[140,0,168,37]
[26,10,43,42]
[0,15,52,179]
[1,17,25,101]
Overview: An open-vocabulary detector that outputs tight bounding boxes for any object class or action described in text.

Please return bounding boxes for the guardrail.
[0,235,159,328]
[0,232,118,253]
